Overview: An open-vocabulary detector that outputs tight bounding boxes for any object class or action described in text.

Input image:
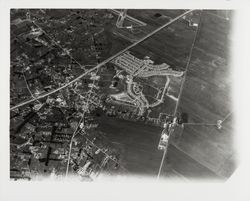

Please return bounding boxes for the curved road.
[10,9,195,111]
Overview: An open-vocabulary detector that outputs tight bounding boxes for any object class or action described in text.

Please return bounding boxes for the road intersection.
[10,9,195,111]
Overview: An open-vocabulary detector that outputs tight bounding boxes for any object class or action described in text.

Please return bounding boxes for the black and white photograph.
[9,8,235,181]
[1,0,250,201]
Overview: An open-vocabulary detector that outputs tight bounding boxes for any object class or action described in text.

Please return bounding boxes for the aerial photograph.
[10,9,235,181]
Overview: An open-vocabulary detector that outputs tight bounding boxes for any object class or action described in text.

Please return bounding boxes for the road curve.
[10,9,195,111]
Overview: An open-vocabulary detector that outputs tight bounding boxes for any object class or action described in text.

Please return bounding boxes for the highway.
[156,10,202,179]
[10,9,194,111]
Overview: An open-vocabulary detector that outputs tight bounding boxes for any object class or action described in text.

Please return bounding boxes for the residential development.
[10,9,235,181]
